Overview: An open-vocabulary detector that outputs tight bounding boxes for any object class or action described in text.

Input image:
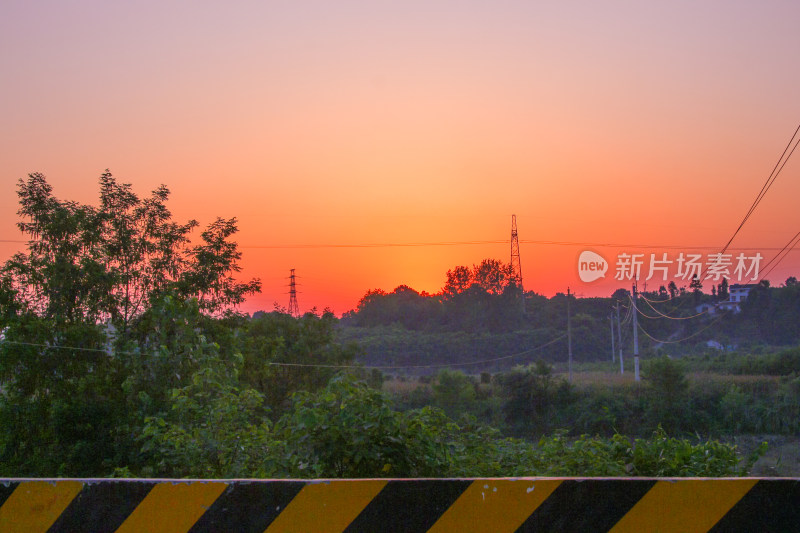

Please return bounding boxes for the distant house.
[728,283,756,303]
[694,283,756,315]
[718,283,757,313]
[717,300,740,313]
[694,302,718,315]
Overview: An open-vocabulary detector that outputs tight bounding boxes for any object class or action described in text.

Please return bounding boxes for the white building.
[728,283,756,303]
[718,283,757,313]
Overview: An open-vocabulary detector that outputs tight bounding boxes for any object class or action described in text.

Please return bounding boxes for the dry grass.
[382,370,781,391]
[688,371,779,385]
[382,378,430,395]
[558,371,638,387]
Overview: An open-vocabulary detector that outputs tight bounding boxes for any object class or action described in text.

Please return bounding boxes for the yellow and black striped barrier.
[0,477,797,532]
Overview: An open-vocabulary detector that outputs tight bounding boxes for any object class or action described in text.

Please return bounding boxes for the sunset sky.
[2,1,800,315]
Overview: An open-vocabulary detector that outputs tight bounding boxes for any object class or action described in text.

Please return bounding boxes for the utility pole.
[567,286,572,383]
[288,269,300,318]
[632,282,640,382]
[616,300,624,374]
[510,215,525,313]
[610,314,615,363]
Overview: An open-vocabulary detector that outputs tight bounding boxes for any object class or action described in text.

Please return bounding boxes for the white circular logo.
[578,250,608,282]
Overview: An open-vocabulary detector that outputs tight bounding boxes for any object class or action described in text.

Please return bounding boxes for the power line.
[757,229,800,283]
[5,236,800,252]
[718,122,800,256]
[638,295,710,320]
[620,303,633,326]
[637,292,679,304]
[240,240,507,249]
[636,312,729,345]
[268,334,568,370]
[0,333,568,371]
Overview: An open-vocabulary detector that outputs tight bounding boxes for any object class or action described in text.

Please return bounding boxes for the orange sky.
[2,1,800,315]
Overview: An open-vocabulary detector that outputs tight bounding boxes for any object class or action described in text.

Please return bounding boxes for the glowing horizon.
[2,1,800,315]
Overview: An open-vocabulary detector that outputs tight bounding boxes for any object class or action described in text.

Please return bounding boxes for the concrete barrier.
[0,478,798,532]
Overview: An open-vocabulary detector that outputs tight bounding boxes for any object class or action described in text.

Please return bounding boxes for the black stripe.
[48,480,153,533]
[516,479,657,532]
[189,481,305,533]
[709,479,800,533]
[0,481,20,508]
[344,479,471,533]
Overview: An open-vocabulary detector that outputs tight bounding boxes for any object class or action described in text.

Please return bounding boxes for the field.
[382,362,800,476]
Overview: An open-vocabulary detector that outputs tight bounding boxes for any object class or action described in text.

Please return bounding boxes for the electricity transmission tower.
[510,214,525,312]
[288,269,300,317]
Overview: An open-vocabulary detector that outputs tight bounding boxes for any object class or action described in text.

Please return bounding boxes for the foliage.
[2,172,259,329]
[276,376,450,478]
[0,171,791,478]
[499,361,573,436]
[137,367,284,478]
[241,309,357,410]
[0,171,259,476]
[643,356,689,431]
[432,369,477,418]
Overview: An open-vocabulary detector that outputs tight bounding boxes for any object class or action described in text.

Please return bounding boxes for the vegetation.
[5,171,798,478]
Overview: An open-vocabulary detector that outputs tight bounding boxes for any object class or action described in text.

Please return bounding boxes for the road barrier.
[0,477,798,532]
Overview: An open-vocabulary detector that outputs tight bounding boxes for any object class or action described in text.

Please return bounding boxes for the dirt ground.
[730,435,800,477]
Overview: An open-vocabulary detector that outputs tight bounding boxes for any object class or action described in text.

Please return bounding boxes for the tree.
[499,360,572,436]
[472,259,513,295]
[643,356,688,432]
[0,171,261,475]
[240,309,356,410]
[443,260,514,297]
[667,281,678,299]
[718,278,729,300]
[432,369,477,418]
[177,217,261,313]
[689,275,703,294]
[3,172,260,330]
[611,288,630,302]
[442,265,472,297]
[136,351,282,478]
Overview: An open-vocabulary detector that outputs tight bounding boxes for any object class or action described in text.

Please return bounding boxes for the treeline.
[341,271,800,371]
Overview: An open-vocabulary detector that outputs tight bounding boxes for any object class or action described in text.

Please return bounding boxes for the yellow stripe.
[610,479,758,533]
[0,480,83,533]
[265,480,387,533]
[115,481,227,533]
[428,479,562,533]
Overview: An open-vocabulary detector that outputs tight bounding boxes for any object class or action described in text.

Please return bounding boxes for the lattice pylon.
[288,269,300,317]
[510,215,525,312]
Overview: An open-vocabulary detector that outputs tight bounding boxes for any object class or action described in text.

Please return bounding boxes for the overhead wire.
[718,122,800,256]
[757,229,800,283]
[620,303,633,326]
[636,312,730,345]
[637,292,679,304]
[0,333,568,371]
[5,237,800,251]
[630,300,665,321]
[638,295,710,320]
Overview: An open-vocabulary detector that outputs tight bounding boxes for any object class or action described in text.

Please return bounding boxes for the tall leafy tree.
[0,171,261,475]
[2,171,260,328]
